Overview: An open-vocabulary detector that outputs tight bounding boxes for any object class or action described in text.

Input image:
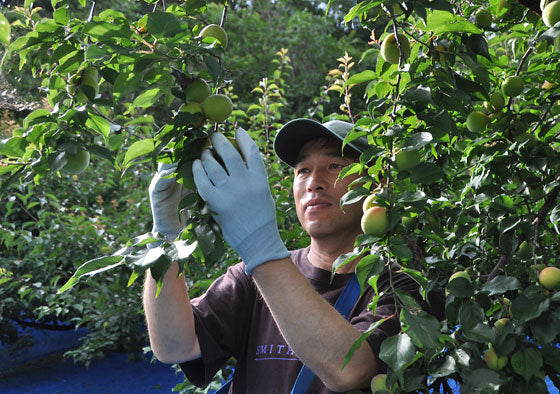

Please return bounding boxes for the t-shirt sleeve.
[179,263,255,388]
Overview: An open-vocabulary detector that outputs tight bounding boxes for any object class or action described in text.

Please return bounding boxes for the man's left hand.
[192,128,290,273]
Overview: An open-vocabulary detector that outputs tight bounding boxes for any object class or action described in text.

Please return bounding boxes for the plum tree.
[203,94,233,123]
[380,33,410,64]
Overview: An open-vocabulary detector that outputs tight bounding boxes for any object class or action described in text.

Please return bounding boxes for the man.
[143,119,441,393]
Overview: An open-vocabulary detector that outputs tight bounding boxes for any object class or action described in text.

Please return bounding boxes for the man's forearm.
[251,258,377,392]
[143,261,201,364]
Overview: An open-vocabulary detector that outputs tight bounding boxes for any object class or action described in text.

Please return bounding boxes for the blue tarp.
[0,323,183,393]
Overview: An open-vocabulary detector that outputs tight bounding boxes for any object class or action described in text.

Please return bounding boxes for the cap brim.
[273,118,365,167]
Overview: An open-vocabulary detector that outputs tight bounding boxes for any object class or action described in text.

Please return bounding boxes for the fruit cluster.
[178,24,233,125]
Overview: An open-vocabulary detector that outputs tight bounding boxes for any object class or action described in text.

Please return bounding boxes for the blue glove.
[192,128,290,273]
[148,163,191,246]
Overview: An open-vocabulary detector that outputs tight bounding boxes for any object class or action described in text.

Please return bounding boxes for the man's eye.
[296,168,309,175]
[330,163,344,169]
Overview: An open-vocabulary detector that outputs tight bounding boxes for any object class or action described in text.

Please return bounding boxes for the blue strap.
[214,379,232,394]
[215,274,361,394]
[290,274,360,394]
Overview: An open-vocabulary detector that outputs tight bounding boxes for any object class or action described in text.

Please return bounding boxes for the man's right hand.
[148,163,191,243]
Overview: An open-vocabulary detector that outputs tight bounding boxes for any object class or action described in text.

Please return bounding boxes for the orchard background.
[0,0,559,393]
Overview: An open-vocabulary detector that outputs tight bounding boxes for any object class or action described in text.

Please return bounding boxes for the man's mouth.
[304,198,332,212]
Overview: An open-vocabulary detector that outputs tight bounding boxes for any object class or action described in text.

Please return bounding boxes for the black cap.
[273,118,369,167]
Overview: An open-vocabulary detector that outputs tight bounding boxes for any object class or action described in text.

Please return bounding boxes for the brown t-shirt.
[180,247,441,393]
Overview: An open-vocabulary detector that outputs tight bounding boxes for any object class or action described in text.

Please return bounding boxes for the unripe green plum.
[185,78,211,103]
[494,318,510,334]
[370,373,397,394]
[539,266,560,290]
[361,206,389,236]
[179,102,205,126]
[489,91,505,111]
[199,24,228,48]
[518,240,532,260]
[449,270,471,284]
[203,94,233,123]
[543,1,560,27]
[395,149,421,171]
[475,8,493,29]
[380,33,411,65]
[466,111,488,132]
[401,215,415,230]
[362,191,382,213]
[483,348,508,370]
[63,149,90,175]
[502,76,524,97]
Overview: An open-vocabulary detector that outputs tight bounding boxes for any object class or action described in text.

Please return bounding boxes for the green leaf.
[460,368,505,393]
[418,9,482,35]
[346,70,377,86]
[332,250,362,277]
[379,333,416,377]
[123,139,154,168]
[402,308,442,349]
[340,187,369,207]
[511,347,542,382]
[410,163,444,185]
[146,11,183,37]
[529,312,560,344]
[463,322,496,343]
[458,300,484,330]
[428,355,456,378]
[342,317,390,369]
[53,7,69,25]
[23,109,54,128]
[403,132,433,150]
[57,255,124,293]
[0,12,11,46]
[204,55,223,82]
[511,294,550,322]
[355,254,384,294]
[83,21,132,41]
[128,88,164,111]
[447,277,473,298]
[85,113,112,138]
[481,276,522,296]
[0,137,28,157]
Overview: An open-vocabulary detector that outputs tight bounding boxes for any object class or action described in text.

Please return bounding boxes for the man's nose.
[306,169,328,191]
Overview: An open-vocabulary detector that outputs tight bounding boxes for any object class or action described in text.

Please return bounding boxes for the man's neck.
[307,237,360,274]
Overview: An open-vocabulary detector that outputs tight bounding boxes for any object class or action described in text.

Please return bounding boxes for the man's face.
[292,138,363,240]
